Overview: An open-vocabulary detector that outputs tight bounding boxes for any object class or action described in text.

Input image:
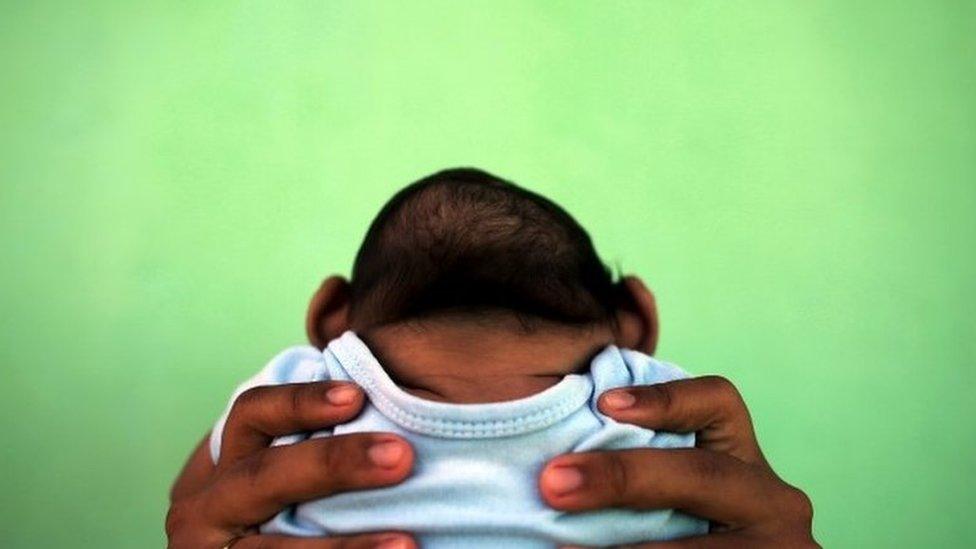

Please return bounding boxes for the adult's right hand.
[166,381,417,549]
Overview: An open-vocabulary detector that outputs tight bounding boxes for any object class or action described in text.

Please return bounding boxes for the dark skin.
[168,275,818,548]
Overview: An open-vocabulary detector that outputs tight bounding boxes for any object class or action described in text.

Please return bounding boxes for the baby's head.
[306,168,659,357]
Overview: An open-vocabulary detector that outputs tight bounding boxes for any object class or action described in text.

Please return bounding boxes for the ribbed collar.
[327,331,596,439]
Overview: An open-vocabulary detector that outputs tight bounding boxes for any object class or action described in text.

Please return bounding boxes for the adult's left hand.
[538,375,818,548]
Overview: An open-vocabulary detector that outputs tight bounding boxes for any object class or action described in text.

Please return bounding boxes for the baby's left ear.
[306,276,353,349]
[612,275,660,355]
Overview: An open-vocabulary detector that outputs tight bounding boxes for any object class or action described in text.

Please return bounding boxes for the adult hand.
[539,376,818,548]
[167,381,417,549]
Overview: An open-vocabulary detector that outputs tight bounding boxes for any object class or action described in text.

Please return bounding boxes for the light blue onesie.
[210,331,708,547]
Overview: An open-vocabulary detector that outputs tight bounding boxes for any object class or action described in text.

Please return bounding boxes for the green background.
[1,1,974,547]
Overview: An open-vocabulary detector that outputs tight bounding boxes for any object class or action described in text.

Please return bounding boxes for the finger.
[206,433,414,527]
[233,532,417,549]
[171,435,216,501]
[540,448,781,526]
[612,530,751,549]
[597,376,766,465]
[220,381,366,464]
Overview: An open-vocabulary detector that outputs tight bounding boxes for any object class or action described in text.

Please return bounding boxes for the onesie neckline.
[327,330,596,439]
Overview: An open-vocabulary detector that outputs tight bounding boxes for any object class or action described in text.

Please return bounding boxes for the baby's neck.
[359,319,614,403]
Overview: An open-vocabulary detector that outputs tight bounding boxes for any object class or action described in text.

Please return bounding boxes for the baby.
[210,168,707,547]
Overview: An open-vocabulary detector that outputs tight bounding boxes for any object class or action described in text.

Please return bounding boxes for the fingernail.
[368,440,406,469]
[544,465,584,496]
[327,384,360,405]
[375,535,411,549]
[602,390,636,410]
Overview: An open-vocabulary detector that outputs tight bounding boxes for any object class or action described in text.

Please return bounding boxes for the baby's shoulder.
[208,345,329,463]
[248,345,330,385]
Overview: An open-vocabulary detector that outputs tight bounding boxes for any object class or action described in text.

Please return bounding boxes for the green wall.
[2,2,974,547]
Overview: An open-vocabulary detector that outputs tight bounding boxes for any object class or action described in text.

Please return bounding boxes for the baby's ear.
[306,276,352,349]
[612,275,660,355]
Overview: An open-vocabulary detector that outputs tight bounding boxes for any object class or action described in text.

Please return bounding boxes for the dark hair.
[349,168,617,328]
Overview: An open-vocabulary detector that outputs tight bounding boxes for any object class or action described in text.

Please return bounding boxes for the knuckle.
[784,486,815,524]
[290,383,309,417]
[601,452,632,503]
[229,386,268,421]
[239,449,273,490]
[328,537,362,549]
[296,382,338,415]
[316,439,349,488]
[689,452,728,484]
[701,374,736,395]
[780,532,821,549]
[319,438,342,469]
[333,535,398,549]
[235,386,266,409]
[164,500,192,538]
[233,538,272,549]
[701,375,744,407]
[643,383,674,414]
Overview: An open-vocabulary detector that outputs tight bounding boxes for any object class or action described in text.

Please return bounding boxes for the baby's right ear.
[305,276,352,348]
[611,275,660,355]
